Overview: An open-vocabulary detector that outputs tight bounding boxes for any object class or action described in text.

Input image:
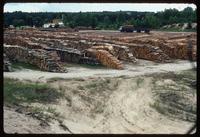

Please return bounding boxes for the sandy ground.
[44,77,195,134]
[3,60,196,134]
[4,107,52,134]
[3,60,196,82]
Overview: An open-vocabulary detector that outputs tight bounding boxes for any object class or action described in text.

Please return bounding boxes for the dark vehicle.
[119,25,150,33]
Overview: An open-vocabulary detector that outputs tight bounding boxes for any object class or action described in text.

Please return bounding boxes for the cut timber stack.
[95,50,124,69]
[3,53,12,72]
[128,44,171,63]
[4,36,44,49]
[4,45,29,62]
[168,41,196,60]
[84,48,98,58]
[121,37,196,61]
[91,44,137,63]
[4,29,196,64]
[45,47,82,63]
[79,57,101,65]
[111,45,137,63]
[4,45,66,72]
[44,47,101,65]
[145,39,196,60]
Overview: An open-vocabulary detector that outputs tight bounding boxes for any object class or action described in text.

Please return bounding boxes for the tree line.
[4,7,196,29]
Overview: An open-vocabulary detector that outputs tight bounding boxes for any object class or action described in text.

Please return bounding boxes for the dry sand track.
[4,60,196,82]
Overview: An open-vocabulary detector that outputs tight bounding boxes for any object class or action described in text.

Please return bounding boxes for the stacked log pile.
[3,53,12,72]
[4,36,44,49]
[4,45,29,62]
[153,39,196,60]
[45,47,101,65]
[128,44,171,63]
[119,36,196,61]
[4,45,66,72]
[111,45,137,63]
[95,50,124,69]
[79,57,101,65]
[90,44,137,63]
[3,29,197,71]
[165,40,196,60]
[85,47,123,69]
[84,48,98,58]
[46,47,82,63]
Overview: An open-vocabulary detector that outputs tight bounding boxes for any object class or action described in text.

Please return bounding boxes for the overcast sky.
[4,3,196,13]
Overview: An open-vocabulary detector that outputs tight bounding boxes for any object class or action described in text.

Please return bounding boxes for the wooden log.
[3,45,66,72]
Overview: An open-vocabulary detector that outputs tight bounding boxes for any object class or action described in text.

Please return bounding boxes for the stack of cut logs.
[4,36,44,49]
[3,29,197,72]
[128,44,171,63]
[3,53,11,72]
[143,38,196,60]
[111,45,137,63]
[121,36,196,61]
[40,47,101,66]
[90,44,137,63]
[4,45,29,62]
[95,50,124,69]
[165,40,196,60]
[4,45,66,72]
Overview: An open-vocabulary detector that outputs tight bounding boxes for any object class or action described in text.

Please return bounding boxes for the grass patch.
[151,69,196,88]
[83,78,117,95]
[47,77,85,83]
[63,62,105,69]
[136,77,144,87]
[179,69,196,80]
[79,64,105,69]
[28,106,62,120]
[11,62,40,70]
[4,78,64,106]
[47,77,66,82]
[150,69,196,122]
[117,75,127,79]
[17,106,65,126]
[77,85,85,90]
[149,102,166,115]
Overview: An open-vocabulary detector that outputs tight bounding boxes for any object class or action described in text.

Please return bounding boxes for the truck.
[119,25,150,33]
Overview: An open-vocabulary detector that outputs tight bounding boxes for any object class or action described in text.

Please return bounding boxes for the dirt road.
[4,60,196,82]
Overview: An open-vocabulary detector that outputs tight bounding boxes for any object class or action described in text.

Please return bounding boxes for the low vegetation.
[4,78,64,106]
[4,78,67,125]
[11,62,40,70]
[150,69,196,122]
[47,77,67,82]
[64,62,105,69]
[82,78,117,95]
[26,106,63,124]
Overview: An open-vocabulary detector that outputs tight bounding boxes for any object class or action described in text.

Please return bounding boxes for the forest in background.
[4,7,196,29]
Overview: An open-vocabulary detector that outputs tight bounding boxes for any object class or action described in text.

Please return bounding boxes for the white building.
[9,25,14,28]
[43,19,65,28]
[43,23,55,28]
[58,22,64,27]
